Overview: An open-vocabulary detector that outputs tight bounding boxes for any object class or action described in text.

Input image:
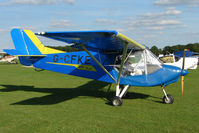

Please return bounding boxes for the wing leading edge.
[36,30,145,51]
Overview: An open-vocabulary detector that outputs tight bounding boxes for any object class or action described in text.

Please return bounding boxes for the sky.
[0,0,199,52]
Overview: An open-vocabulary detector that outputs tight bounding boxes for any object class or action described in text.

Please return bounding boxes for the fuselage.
[165,57,198,70]
[26,50,187,87]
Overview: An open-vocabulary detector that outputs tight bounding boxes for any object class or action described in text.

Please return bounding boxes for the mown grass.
[0,64,198,133]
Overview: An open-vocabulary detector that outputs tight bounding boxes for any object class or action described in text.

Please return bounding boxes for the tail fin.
[3,28,64,66]
[4,28,64,56]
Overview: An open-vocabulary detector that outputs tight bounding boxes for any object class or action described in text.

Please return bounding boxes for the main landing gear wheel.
[163,94,174,104]
[112,96,123,106]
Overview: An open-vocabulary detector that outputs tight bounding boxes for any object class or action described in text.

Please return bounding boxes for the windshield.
[115,49,162,76]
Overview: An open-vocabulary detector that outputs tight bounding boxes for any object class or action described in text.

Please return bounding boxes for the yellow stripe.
[46,62,96,72]
[24,30,65,54]
[117,32,145,49]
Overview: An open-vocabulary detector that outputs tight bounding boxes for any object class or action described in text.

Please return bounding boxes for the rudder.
[7,28,65,56]
[3,28,64,66]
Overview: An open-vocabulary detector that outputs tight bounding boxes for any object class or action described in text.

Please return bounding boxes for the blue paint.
[37,30,132,51]
[10,29,29,55]
[174,50,199,57]
[22,30,42,55]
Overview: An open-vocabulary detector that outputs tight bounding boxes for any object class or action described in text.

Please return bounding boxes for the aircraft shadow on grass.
[0,80,161,105]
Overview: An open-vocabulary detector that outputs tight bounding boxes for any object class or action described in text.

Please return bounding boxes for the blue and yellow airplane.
[4,28,188,106]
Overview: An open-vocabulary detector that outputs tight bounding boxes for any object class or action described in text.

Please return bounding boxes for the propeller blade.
[181,49,186,96]
[181,76,184,96]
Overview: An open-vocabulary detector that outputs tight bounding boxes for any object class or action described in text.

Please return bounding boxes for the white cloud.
[127,17,135,20]
[93,7,184,34]
[154,0,199,7]
[61,0,74,5]
[50,19,75,28]
[0,29,7,34]
[139,7,181,19]
[135,18,183,30]
[146,26,165,30]
[116,28,126,32]
[124,21,136,27]
[126,27,135,31]
[125,7,184,31]
[0,0,75,6]
[165,8,182,15]
[10,26,37,31]
[143,34,156,38]
[157,19,182,25]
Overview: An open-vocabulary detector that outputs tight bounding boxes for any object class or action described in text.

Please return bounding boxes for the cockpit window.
[145,49,162,74]
[114,49,162,76]
[159,56,174,63]
[128,51,142,64]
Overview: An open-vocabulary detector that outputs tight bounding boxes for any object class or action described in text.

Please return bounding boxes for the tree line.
[150,43,199,56]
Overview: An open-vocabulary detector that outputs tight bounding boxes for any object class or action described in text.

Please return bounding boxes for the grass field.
[0,64,199,133]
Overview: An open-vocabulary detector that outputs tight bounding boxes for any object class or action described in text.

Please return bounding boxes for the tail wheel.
[112,96,122,106]
[163,94,174,104]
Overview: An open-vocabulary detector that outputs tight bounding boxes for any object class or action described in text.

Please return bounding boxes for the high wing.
[36,30,145,51]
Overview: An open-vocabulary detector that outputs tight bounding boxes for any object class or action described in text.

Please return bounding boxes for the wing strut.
[116,43,128,96]
[81,44,117,83]
[116,43,128,85]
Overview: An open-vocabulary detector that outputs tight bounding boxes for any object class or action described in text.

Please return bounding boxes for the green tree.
[150,46,162,56]
[162,46,172,55]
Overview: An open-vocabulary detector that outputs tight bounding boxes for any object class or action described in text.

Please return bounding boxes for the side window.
[114,50,145,76]
[124,51,145,76]
[114,49,162,76]
[159,56,174,63]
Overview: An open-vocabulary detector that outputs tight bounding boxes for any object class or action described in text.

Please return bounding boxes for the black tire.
[112,96,123,106]
[163,94,174,104]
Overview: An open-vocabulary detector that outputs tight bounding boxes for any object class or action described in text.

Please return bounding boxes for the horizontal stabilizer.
[3,49,46,57]
[3,49,23,56]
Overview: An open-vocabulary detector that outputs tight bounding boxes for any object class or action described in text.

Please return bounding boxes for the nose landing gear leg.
[161,86,174,104]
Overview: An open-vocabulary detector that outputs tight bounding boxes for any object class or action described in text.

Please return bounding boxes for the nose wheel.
[163,94,174,104]
[161,86,174,104]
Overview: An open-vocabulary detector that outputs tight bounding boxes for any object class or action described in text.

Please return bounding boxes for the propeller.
[181,49,186,96]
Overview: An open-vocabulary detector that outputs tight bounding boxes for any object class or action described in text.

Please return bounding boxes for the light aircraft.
[0,52,17,64]
[159,51,198,70]
[4,28,188,106]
